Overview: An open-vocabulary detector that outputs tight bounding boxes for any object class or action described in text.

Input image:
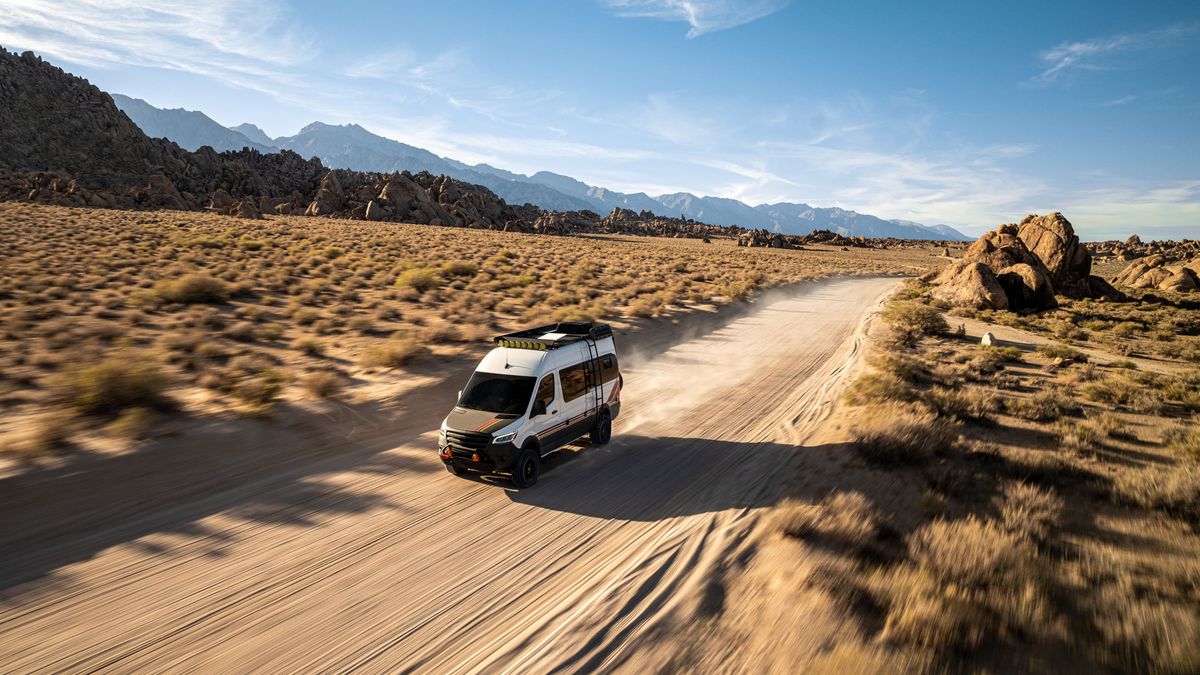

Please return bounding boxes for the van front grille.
[445,429,490,451]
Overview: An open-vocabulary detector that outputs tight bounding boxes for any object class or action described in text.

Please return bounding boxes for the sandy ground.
[0,276,896,674]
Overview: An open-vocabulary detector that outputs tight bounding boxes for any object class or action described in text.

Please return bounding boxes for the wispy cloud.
[0,0,313,94]
[1030,23,1198,85]
[1100,94,1137,107]
[1061,180,1200,239]
[601,0,790,38]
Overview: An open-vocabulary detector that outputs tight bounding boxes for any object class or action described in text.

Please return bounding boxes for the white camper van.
[438,322,622,487]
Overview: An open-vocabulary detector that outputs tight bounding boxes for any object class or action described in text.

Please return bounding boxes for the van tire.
[512,448,540,488]
[590,408,612,445]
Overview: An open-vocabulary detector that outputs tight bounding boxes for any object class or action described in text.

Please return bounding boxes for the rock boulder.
[928,260,1010,310]
[1016,212,1091,297]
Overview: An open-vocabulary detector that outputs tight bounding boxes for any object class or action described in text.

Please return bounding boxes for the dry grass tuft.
[154,274,229,304]
[776,491,892,558]
[360,338,425,369]
[50,352,169,416]
[303,371,344,399]
[874,516,1060,652]
[1007,388,1078,422]
[996,482,1063,544]
[881,301,948,345]
[852,404,958,465]
[104,406,157,440]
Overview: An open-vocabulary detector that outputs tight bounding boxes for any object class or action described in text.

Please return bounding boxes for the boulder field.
[1113,255,1200,293]
[922,213,1122,311]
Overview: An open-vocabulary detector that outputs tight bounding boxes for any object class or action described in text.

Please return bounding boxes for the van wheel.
[511,448,540,488]
[590,409,612,445]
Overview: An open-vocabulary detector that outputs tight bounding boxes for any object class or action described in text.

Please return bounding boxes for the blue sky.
[1,0,1198,238]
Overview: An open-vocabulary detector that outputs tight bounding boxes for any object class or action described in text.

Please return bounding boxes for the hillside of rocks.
[0,46,970,248]
[1112,255,1200,293]
[923,212,1122,311]
[1089,234,1200,263]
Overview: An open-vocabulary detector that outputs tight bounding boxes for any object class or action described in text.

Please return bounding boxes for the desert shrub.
[923,387,999,423]
[628,294,666,318]
[232,369,286,408]
[105,406,156,440]
[224,321,258,342]
[395,267,442,292]
[852,404,958,465]
[154,274,229,304]
[294,338,324,357]
[907,517,1032,591]
[881,301,948,344]
[722,280,754,300]
[1038,343,1087,362]
[869,352,928,383]
[876,517,1059,652]
[303,371,343,399]
[997,482,1063,544]
[293,307,321,325]
[776,491,891,558]
[844,371,918,405]
[971,345,1023,373]
[1056,419,1101,456]
[1082,377,1163,413]
[1163,425,1200,462]
[360,338,425,368]
[1092,588,1200,674]
[1007,389,1078,422]
[1110,464,1200,521]
[440,260,478,277]
[52,353,169,415]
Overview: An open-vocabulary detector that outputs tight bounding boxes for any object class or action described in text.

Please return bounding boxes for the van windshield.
[457,372,537,415]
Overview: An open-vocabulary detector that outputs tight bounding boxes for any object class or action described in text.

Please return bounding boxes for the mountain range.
[113,97,970,240]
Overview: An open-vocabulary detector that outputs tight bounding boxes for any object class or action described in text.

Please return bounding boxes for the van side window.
[560,362,587,402]
[599,354,620,383]
[535,374,555,409]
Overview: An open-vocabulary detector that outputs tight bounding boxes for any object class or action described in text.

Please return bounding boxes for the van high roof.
[475,322,615,377]
[493,322,613,351]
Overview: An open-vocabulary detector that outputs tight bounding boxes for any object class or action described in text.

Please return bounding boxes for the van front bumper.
[440,441,518,472]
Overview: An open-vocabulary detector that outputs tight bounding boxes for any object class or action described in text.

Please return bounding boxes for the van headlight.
[438,428,447,446]
[492,431,517,445]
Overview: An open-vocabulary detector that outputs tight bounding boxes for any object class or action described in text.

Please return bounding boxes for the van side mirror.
[532,400,547,417]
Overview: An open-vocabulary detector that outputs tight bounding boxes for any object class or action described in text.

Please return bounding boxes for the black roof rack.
[493,322,613,350]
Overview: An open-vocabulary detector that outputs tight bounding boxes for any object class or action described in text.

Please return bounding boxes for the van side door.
[557,360,595,445]
[528,373,565,452]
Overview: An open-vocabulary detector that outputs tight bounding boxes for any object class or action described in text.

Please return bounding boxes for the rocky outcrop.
[1090,237,1200,265]
[1113,255,1200,293]
[995,263,1056,311]
[924,214,1119,311]
[737,229,795,249]
[928,261,1010,310]
[1016,213,1091,297]
[234,199,262,220]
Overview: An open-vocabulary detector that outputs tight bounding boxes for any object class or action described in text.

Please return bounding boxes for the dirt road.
[0,276,896,673]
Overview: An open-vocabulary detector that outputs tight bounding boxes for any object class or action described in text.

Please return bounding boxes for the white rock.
[981,332,996,346]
